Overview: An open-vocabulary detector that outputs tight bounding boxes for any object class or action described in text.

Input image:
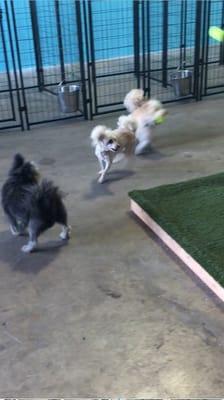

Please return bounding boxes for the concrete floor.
[0,96,224,397]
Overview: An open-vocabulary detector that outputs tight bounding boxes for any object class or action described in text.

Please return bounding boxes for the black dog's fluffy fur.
[1,154,70,252]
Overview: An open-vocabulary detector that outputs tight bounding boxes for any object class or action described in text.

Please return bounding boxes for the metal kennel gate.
[134,0,224,101]
[200,0,224,97]
[0,0,88,131]
[0,4,25,130]
[0,0,224,131]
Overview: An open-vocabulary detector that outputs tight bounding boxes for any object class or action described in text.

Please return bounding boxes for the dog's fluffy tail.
[30,179,67,225]
[117,115,137,132]
[90,125,107,146]
[33,179,63,210]
[39,179,62,198]
[124,89,144,112]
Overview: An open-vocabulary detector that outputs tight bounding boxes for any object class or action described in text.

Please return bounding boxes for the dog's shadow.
[0,230,67,274]
[84,169,135,200]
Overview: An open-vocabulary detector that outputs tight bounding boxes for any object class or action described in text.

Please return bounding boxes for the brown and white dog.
[90,125,135,183]
[117,89,167,155]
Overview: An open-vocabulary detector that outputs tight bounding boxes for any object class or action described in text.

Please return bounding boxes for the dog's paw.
[98,175,105,183]
[21,242,36,253]
[59,225,71,240]
[10,224,28,236]
[10,225,20,236]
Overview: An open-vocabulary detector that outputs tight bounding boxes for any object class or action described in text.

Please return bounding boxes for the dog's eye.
[107,139,114,145]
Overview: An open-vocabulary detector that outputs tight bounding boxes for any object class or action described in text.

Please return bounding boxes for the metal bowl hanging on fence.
[170,69,192,98]
[58,82,80,113]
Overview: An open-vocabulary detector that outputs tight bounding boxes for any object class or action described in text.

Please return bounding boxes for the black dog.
[1,154,70,253]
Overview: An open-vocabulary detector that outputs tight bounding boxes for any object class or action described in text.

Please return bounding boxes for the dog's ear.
[11,153,25,171]
[98,133,106,142]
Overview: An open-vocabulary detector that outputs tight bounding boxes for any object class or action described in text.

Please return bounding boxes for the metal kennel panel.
[0,3,25,130]
[139,0,202,102]
[85,0,203,116]
[3,0,87,129]
[201,0,224,97]
[84,0,141,117]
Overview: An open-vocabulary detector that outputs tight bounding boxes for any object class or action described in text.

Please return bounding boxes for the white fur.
[22,240,37,253]
[117,115,137,133]
[119,89,167,155]
[90,125,108,147]
[21,224,71,253]
[90,125,135,183]
[59,225,71,240]
[10,225,20,236]
[124,89,144,112]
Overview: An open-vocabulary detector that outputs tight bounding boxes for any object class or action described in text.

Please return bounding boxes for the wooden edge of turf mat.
[130,199,224,302]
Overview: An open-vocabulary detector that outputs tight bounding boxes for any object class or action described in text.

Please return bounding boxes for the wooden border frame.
[130,199,224,302]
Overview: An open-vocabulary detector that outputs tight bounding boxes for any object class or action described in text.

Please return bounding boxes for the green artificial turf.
[129,172,224,287]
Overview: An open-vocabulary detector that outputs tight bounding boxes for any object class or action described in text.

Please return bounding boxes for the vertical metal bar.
[87,0,97,114]
[183,0,187,64]
[199,0,207,99]
[180,0,187,68]
[75,0,88,119]
[83,0,93,119]
[4,0,24,130]
[55,0,65,82]
[193,0,202,100]
[10,0,30,129]
[133,0,140,88]
[146,0,151,97]
[29,0,44,91]
[204,0,211,96]
[0,7,16,121]
[219,0,224,65]
[180,0,184,68]
[162,0,168,88]
[142,1,146,92]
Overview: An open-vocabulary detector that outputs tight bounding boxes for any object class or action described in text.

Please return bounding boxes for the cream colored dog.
[118,89,167,155]
[90,125,135,183]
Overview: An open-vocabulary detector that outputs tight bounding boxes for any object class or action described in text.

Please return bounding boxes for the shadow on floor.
[84,169,135,200]
[0,230,66,274]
